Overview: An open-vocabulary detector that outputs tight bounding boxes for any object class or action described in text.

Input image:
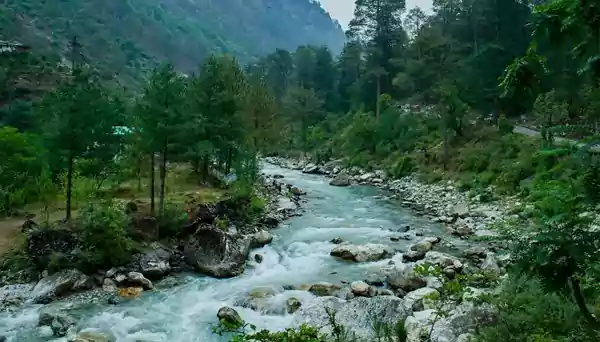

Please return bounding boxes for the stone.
[404,287,438,312]
[72,331,114,342]
[102,278,117,293]
[404,309,436,342]
[418,252,463,272]
[386,267,427,292]
[309,282,341,297]
[249,230,273,249]
[38,310,75,337]
[403,250,426,262]
[184,225,251,278]
[29,269,90,304]
[330,237,345,244]
[249,286,279,299]
[399,225,411,232]
[114,274,126,283]
[480,253,501,273]
[107,295,122,305]
[105,268,117,278]
[217,306,243,327]
[463,246,488,260]
[36,326,54,338]
[302,163,318,174]
[453,203,469,218]
[291,187,306,196]
[127,272,153,290]
[293,296,412,340]
[136,244,172,278]
[376,289,395,296]
[474,229,500,239]
[410,240,434,254]
[329,174,351,187]
[254,253,263,263]
[330,243,394,262]
[118,287,143,298]
[350,281,373,297]
[286,297,302,314]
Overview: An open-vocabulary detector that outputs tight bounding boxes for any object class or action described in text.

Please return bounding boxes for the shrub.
[75,200,136,270]
[157,202,189,238]
[475,276,593,342]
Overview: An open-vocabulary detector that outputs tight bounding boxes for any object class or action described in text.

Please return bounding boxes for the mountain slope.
[1,0,345,84]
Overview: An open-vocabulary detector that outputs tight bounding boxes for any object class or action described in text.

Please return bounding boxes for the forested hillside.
[0,0,345,84]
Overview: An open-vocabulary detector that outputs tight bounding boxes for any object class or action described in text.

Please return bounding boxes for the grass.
[0,163,225,256]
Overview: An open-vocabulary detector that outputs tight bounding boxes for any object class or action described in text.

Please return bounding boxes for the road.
[513,125,600,153]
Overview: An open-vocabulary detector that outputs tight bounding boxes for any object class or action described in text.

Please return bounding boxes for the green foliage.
[75,200,135,270]
[156,202,188,238]
[0,126,48,214]
[476,276,594,342]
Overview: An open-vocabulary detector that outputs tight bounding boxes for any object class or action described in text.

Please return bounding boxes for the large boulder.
[302,163,319,174]
[386,267,427,292]
[29,269,91,304]
[350,281,376,297]
[38,310,76,337]
[404,309,436,342]
[249,230,274,249]
[135,244,172,278]
[293,296,412,340]
[330,244,394,263]
[127,272,153,290]
[217,307,243,327]
[417,252,463,273]
[429,302,497,342]
[404,287,438,311]
[329,174,351,187]
[26,227,79,268]
[183,226,251,278]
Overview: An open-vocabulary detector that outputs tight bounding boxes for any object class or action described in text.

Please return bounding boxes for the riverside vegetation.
[2,0,600,341]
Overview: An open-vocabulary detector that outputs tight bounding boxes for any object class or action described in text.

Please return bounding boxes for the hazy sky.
[319,0,433,29]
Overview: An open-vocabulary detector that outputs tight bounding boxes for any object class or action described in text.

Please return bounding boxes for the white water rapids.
[0,163,449,341]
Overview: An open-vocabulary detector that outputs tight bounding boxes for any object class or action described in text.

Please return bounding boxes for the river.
[0,162,449,341]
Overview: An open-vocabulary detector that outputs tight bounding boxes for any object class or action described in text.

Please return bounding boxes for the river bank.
[1,162,508,342]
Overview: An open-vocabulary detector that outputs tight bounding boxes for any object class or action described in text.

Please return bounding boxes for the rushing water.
[0,163,447,342]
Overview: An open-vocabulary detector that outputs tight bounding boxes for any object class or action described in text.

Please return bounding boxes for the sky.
[318,0,433,29]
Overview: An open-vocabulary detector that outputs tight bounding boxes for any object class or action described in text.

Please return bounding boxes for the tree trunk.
[136,156,142,192]
[442,114,449,170]
[159,138,167,213]
[202,155,209,180]
[150,152,155,216]
[225,147,232,174]
[376,74,381,122]
[65,153,74,220]
[570,276,599,328]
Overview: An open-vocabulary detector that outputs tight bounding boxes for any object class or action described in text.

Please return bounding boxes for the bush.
[75,200,136,270]
[157,202,189,238]
[475,276,593,342]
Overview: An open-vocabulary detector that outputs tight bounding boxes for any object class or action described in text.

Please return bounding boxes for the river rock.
[217,307,243,327]
[452,203,469,218]
[286,297,302,314]
[127,272,153,290]
[404,309,436,342]
[404,287,438,312]
[29,269,90,304]
[428,301,497,342]
[0,283,33,307]
[480,253,501,273]
[71,331,114,342]
[302,163,318,174]
[411,239,434,254]
[293,296,412,340]
[135,244,172,278]
[463,246,488,260]
[350,281,376,297]
[254,253,263,263]
[329,174,351,187]
[102,278,117,293]
[291,186,306,196]
[330,243,393,262]
[330,237,345,244]
[38,310,75,337]
[184,225,251,278]
[309,282,341,297]
[417,252,463,273]
[249,230,274,248]
[386,267,427,292]
[277,196,298,214]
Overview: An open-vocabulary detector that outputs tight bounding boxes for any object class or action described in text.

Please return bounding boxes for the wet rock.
[350,281,375,297]
[329,174,351,187]
[452,203,469,218]
[127,272,153,290]
[0,283,33,306]
[291,187,306,196]
[404,287,438,312]
[36,326,54,338]
[135,244,172,278]
[249,230,273,249]
[410,239,434,254]
[286,297,302,314]
[463,246,488,260]
[107,295,122,305]
[277,196,298,214]
[402,250,426,262]
[399,225,411,232]
[254,253,263,263]
[294,296,412,340]
[38,310,75,337]
[330,243,393,262]
[217,306,243,327]
[302,163,318,174]
[330,237,345,244]
[29,269,90,304]
[184,225,251,278]
[72,331,114,342]
[309,282,341,297]
[272,174,285,179]
[102,278,117,293]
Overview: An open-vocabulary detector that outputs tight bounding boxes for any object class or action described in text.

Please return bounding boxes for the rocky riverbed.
[0,161,509,341]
